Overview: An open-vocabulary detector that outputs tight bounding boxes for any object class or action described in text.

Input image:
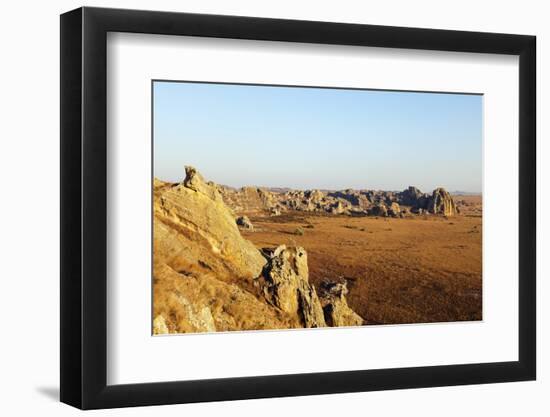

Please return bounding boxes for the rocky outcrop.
[153,262,295,333]
[236,215,254,230]
[153,167,295,334]
[153,315,170,334]
[398,186,429,208]
[154,167,362,334]
[256,245,327,328]
[318,281,364,327]
[427,187,458,216]
[154,166,266,280]
[217,180,459,219]
[270,207,281,216]
[368,203,388,217]
[396,186,458,216]
[388,202,401,218]
[218,185,281,215]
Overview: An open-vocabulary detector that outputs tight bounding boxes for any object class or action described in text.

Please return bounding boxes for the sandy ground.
[243,197,482,325]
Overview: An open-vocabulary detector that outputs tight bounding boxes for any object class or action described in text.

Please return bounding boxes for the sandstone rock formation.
[154,166,266,280]
[218,185,281,215]
[428,187,458,216]
[318,281,364,327]
[220,186,367,216]
[153,167,362,334]
[153,314,170,335]
[153,262,293,333]
[398,186,429,208]
[236,215,254,230]
[388,202,401,218]
[368,203,388,217]
[216,181,459,218]
[270,207,281,216]
[255,245,327,328]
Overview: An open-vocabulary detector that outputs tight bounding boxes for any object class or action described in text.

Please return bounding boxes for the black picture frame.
[60,6,536,410]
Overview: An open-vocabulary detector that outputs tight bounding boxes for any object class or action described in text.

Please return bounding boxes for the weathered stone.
[154,168,301,333]
[318,280,364,327]
[183,166,222,201]
[428,187,457,216]
[398,186,431,210]
[236,215,254,230]
[388,202,401,217]
[368,203,388,217]
[256,245,327,328]
[217,180,458,219]
[155,167,266,281]
[154,168,365,334]
[330,201,346,215]
[153,314,170,335]
[270,207,281,216]
[154,263,293,333]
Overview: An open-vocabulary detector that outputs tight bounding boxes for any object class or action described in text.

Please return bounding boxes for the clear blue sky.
[153,81,482,192]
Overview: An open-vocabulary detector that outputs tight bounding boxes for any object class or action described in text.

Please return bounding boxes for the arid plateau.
[153,167,482,334]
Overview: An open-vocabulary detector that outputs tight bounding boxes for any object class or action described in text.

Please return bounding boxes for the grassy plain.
[243,196,482,325]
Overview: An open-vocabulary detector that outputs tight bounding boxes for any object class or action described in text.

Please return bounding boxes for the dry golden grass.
[243,204,482,325]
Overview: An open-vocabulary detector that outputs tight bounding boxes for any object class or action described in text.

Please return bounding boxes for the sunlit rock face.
[428,187,458,216]
[153,167,362,334]
[255,245,329,328]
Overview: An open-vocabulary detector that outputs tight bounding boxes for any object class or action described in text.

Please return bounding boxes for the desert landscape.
[152,166,482,334]
[152,80,482,334]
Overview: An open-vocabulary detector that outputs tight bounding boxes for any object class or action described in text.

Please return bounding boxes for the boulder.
[183,166,222,201]
[428,187,457,216]
[388,202,401,217]
[398,186,430,210]
[330,201,346,215]
[256,245,327,328]
[270,207,282,216]
[368,203,388,217]
[236,215,254,230]
[153,314,170,335]
[318,280,364,327]
[399,186,424,206]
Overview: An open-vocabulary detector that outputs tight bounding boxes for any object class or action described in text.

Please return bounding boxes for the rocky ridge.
[217,183,459,218]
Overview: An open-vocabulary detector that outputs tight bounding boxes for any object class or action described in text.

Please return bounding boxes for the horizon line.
[153,176,482,195]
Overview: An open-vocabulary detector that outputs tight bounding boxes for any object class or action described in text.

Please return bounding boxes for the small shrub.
[343,225,358,230]
[294,227,305,236]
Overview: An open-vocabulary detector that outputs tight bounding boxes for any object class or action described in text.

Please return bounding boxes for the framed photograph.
[60,6,536,409]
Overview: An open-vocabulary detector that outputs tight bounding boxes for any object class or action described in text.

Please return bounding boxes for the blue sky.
[153,81,482,192]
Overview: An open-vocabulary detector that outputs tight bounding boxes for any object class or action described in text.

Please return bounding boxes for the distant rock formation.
[236,215,254,230]
[428,187,458,216]
[218,185,282,215]
[217,182,458,218]
[388,202,401,218]
[368,203,388,217]
[398,186,428,207]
